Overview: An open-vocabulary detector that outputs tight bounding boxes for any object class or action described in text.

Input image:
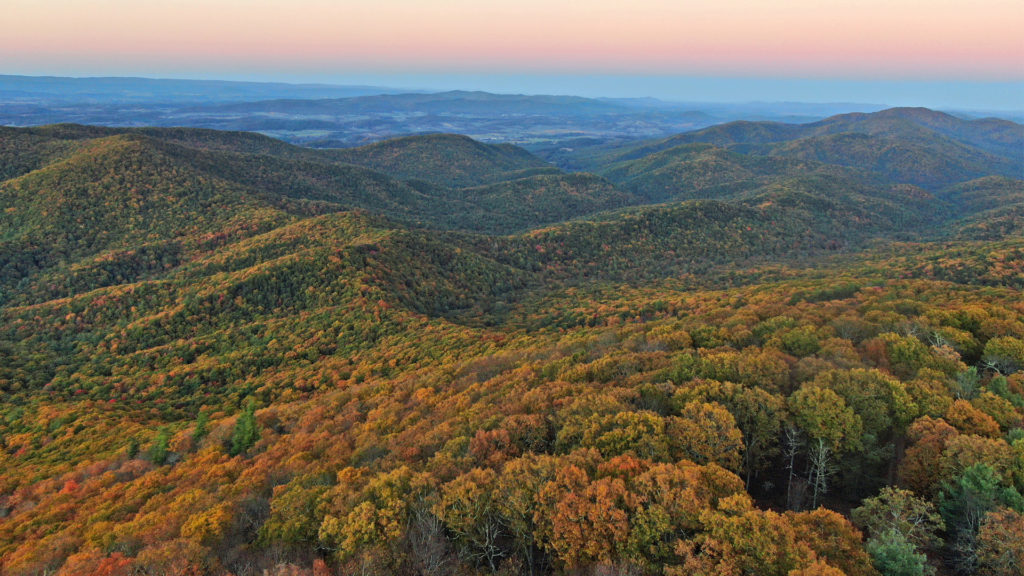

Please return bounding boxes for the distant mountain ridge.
[581,107,1022,196]
[0,74,404,103]
[636,107,1022,163]
[189,90,631,116]
[8,77,898,147]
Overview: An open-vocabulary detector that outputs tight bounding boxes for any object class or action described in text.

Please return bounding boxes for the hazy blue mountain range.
[0,75,909,147]
[0,75,405,104]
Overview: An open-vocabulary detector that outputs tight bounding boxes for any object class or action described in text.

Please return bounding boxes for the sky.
[4,0,1023,108]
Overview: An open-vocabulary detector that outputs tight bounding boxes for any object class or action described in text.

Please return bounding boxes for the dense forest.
[1,108,1022,576]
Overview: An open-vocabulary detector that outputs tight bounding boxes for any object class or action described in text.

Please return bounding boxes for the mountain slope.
[599,143,818,202]
[587,108,1023,194]
[809,107,1024,160]
[472,173,948,283]
[0,126,95,180]
[2,117,1024,576]
[4,120,1016,307]
[328,133,558,187]
[754,131,1018,189]
[940,176,1024,240]
[0,135,298,295]
[443,172,639,231]
[938,175,1024,211]
[0,127,637,251]
[662,107,1023,161]
[0,126,660,312]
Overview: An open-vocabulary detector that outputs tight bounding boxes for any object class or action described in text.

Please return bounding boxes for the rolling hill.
[0,128,612,304]
[578,107,1023,193]
[599,142,816,202]
[4,120,1018,307]
[1,117,1023,576]
[808,107,1024,160]
[328,133,559,187]
[0,127,640,279]
[640,107,1022,160]
[752,132,1018,189]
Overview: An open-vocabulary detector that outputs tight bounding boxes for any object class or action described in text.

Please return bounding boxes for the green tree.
[852,486,944,550]
[192,410,209,444]
[150,427,170,465]
[789,386,864,453]
[813,369,918,495]
[939,463,1024,573]
[954,367,981,400]
[229,400,260,456]
[877,332,932,380]
[576,410,669,461]
[780,325,821,357]
[865,529,934,576]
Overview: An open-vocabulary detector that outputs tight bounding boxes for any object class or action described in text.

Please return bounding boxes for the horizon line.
[2,72,1023,113]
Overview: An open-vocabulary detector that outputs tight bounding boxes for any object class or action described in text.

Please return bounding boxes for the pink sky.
[5,0,1022,80]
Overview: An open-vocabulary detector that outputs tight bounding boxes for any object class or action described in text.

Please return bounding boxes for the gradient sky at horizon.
[5,0,1023,107]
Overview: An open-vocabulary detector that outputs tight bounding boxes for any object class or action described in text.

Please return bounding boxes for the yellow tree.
[667,401,745,472]
[435,468,504,572]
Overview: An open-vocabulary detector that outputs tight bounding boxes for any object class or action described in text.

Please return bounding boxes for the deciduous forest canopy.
[1,105,1022,576]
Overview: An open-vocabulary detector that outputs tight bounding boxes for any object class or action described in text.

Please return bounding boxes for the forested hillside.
[1,111,1023,576]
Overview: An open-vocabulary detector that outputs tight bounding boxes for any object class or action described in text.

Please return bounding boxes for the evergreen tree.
[866,529,934,576]
[939,463,1024,573]
[150,427,170,465]
[192,410,209,444]
[230,400,260,456]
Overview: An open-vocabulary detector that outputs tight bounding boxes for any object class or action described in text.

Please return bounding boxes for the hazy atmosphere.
[5,0,1022,108]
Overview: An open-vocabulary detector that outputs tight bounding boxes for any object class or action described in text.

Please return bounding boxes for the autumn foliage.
[1,123,1022,575]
